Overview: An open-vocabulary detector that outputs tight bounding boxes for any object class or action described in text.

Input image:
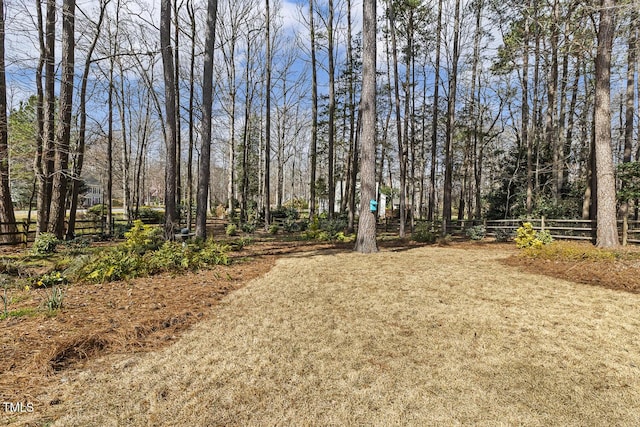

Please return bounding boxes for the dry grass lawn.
[32,246,640,425]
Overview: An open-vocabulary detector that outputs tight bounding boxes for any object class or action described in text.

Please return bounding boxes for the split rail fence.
[2,216,639,246]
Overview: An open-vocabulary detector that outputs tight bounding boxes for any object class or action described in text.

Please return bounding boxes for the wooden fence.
[379,217,640,244]
[2,216,639,246]
[0,217,230,246]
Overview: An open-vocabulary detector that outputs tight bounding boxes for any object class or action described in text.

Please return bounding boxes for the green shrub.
[301,217,348,241]
[494,228,513,242]
[31,233,59,255]
[335,232,356,243]
[148,240,230,273]
[148,241,192,272]
[226,224,238,236]
[83,247,147,283]
[80,237,230,283]
[412,223,437,243]
[137,207,164,224]
[465,225,486,241]
[86,204,106,220]
[198,240,230,266]
[240,222,256,233]
[123,220,163,254]
[269,224,280,234]
[271,206,299,220]
[515,222,553,249]
[319,217,347,236]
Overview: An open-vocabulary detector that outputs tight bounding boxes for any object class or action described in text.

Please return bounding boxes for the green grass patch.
[0,307,38,320]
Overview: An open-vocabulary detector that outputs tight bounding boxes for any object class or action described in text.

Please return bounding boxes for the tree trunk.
[428,0,442,223]
[548,0,560,202]
[0,0,17,242]
[195,0,218,238]
[354,0,378,254]
[308,0,318,220]
[107,58,114,236]
[264,0,272,228]
[67,0,108,240]
[186,0,196,230]
[174,0,182,211]
[594,0,619,248]
[388,0,406,238]
[327,0,336,218]
[523,0,532,215]
[34,0,45,235]
[621,8,636,245]
[442,0,461,235]
[161,0,178,238]
[38,0,56,233]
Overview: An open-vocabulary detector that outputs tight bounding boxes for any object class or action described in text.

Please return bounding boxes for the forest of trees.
[0,0,638,248]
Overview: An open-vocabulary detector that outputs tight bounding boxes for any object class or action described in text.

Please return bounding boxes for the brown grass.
[27,246,640,426]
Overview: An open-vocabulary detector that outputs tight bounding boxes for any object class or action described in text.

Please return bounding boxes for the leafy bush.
[226,224,238,237]
[319,217,347,236]
[465,225,486,241]
[270,206,299,220]
[123,220,163,254]
[515,222,554,249]
[536,229,554,246]
[86,204,106,220]
[82,247,147,283]
[147,240,230,273]
[137,207,164,224]
[521,241,617,261]
[79,238,230,283]
[301,217,347,241]
[335,232,356,243]
[493,228,513,242]
[240,222,257,233]
[283,218,308,233]
[412,223,437,243]
[31,233,60,255]
[269,224,280,234]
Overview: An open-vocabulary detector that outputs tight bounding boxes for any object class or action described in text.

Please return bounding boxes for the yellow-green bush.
[515,222,553,249]
[521,240,618,261]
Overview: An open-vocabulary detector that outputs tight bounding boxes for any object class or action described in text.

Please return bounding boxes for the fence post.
[541,216,545,232]
[22,220,28,247]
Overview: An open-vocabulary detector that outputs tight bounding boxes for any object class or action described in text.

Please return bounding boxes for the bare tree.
[354,0,377,254]
[308,0,318,219]
[442,0,461,235]
[428,0,442,223]
[36,0,56,233]
[67,0,110,239]
[0,0,17,242]
[195,0,219,238]
[387,0,407,237]
[594,0,619,248]
[161,0,179,238]
[264,0,272,228]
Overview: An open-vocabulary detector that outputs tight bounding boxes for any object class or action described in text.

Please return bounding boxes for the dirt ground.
[1,237,639,425]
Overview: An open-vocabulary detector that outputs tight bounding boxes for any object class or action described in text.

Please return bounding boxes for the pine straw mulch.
[2,237,639,425]
[0,239,343,415]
